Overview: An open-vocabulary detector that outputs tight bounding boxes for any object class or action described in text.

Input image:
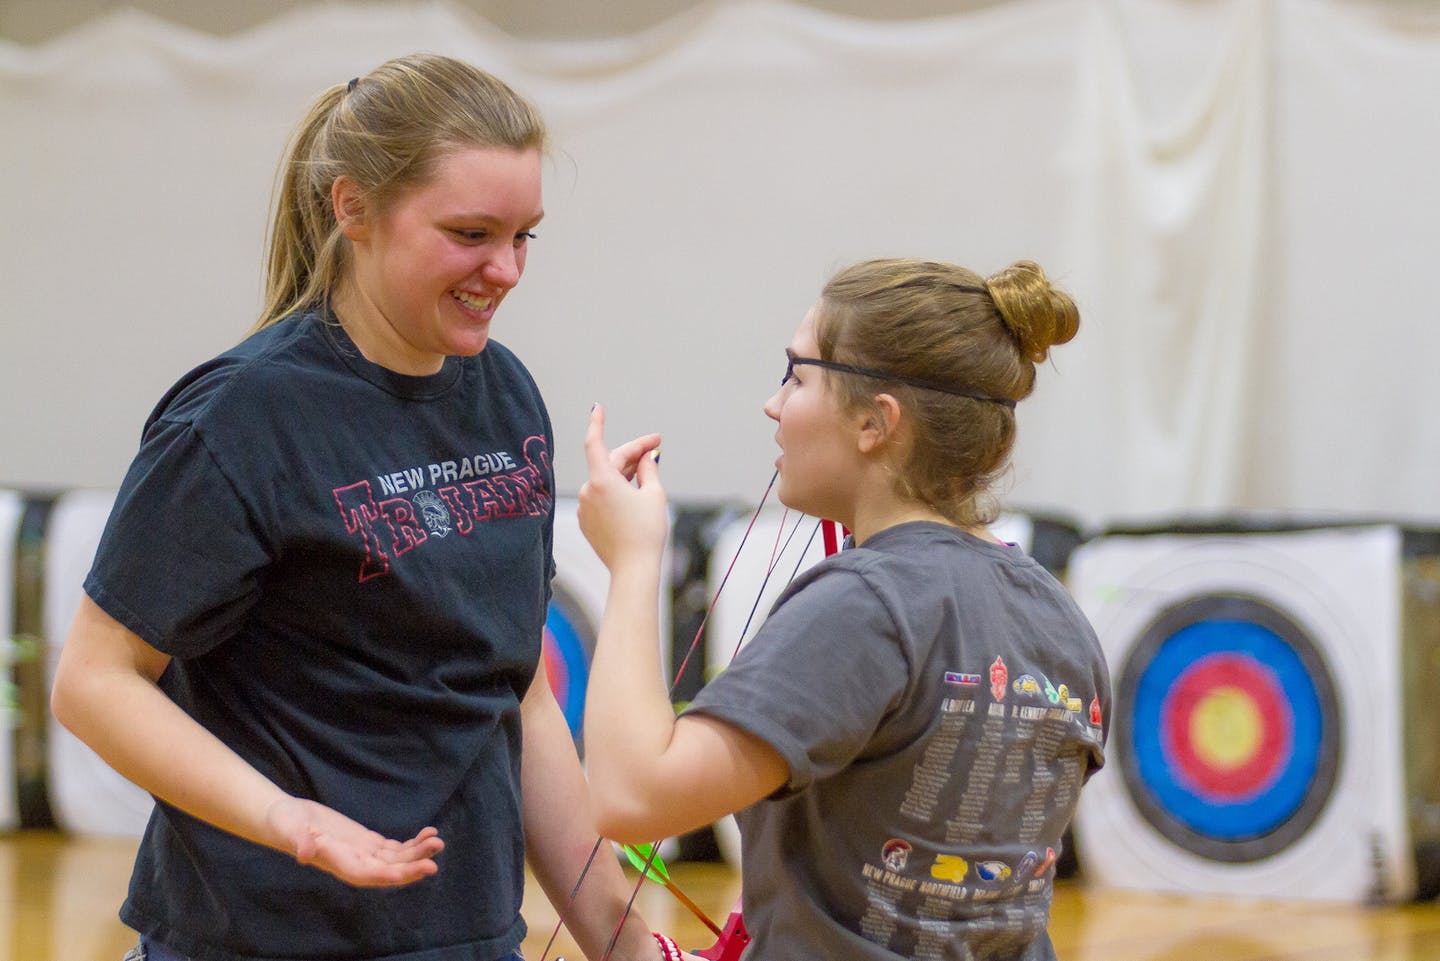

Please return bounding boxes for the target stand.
[0,490,24,830]
[1070,520,1440,902]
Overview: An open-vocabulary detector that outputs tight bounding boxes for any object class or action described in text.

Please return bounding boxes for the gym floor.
[9,831,1440,960]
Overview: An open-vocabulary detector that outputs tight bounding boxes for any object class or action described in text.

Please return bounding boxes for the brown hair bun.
[985,260,1079,364]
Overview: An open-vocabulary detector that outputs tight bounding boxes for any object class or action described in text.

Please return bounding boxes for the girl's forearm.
[51,603,292,854]
[583,558,677,840]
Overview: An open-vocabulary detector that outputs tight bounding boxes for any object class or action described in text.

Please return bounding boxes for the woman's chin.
[444,328,491,357]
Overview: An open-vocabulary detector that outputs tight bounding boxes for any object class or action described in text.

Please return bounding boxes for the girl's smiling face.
[335,145,544,375]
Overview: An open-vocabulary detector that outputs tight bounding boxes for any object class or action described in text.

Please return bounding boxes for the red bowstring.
[722,509,813,663]
[663,472,781,704]
[540,471,780,961]
[541,465,844,961]
[595,476,809,961]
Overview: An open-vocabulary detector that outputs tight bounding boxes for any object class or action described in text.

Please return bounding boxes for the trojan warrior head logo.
[413,490,453,538]
[881,839,912,872]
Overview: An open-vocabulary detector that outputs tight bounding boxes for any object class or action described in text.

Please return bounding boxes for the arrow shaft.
[661,877,724,938]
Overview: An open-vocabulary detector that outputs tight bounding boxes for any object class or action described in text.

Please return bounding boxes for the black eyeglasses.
[782,351,1016,408]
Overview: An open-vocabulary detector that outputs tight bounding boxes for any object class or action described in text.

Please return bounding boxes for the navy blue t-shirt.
[84,311,556,961]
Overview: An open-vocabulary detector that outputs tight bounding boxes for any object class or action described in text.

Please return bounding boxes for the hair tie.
[346,77,359,93]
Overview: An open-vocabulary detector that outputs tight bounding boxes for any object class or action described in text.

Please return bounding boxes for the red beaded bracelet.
[653,931,685,961]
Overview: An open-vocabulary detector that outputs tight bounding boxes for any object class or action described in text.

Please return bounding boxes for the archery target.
[706,507,833,681]
[0,490,22,830]
[546,500,604,742]
[43,488,157,836]
[545,582,595,740]
[546,498,672,749]
[1070,524,1411,901]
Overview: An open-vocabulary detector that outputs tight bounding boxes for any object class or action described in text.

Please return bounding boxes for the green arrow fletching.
[622,842,670,884]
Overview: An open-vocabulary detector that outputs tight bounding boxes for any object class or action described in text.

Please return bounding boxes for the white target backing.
[1070,524,1411,901]
[43,488,157,836]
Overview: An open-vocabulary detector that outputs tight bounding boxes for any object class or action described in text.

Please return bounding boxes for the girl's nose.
[763,390,782,422]
[482,246,522,289]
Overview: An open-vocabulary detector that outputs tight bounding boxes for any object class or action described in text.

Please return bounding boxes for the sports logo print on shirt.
[331,435,553,582]
[412,490,452,538]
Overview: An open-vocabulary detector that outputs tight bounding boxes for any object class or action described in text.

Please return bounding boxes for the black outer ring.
[1115,593,1343,863]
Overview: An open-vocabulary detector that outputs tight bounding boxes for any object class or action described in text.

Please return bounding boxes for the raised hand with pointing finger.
[577,403,666,573]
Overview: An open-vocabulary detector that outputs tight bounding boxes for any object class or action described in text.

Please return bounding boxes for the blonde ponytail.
[257,86,348,332]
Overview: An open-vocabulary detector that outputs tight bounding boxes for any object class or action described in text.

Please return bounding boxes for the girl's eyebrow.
[449,208,545,226]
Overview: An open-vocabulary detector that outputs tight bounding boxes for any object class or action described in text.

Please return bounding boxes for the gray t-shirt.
[687,522,1109,961]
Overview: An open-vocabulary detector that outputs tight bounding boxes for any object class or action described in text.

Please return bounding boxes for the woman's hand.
[266,796,444,888]
[577,403,666,571]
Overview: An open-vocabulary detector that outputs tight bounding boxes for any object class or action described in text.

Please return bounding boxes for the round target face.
[542,585,596,745]
[1118,593,1342,863]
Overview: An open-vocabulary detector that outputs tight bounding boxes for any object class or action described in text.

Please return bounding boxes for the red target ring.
[1161,653,1292,800]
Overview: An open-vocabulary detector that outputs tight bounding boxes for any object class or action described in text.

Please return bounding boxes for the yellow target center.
[1190,687,1262,769]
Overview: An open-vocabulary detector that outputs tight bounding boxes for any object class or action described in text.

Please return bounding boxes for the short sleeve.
[84,418,271,658]
[686,565,910,794]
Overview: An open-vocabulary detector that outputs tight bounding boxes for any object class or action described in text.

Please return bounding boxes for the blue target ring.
[1118,594,1341,862]
[542,586,595,745]
[1132,620,1322,840]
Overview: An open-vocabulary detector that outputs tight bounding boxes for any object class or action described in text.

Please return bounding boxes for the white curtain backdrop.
[2,0,1437,528]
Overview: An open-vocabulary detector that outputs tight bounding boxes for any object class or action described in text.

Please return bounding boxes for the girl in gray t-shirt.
[579,258,1109,960]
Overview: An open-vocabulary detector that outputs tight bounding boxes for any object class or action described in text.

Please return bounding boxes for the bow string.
[540,469,844,961]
